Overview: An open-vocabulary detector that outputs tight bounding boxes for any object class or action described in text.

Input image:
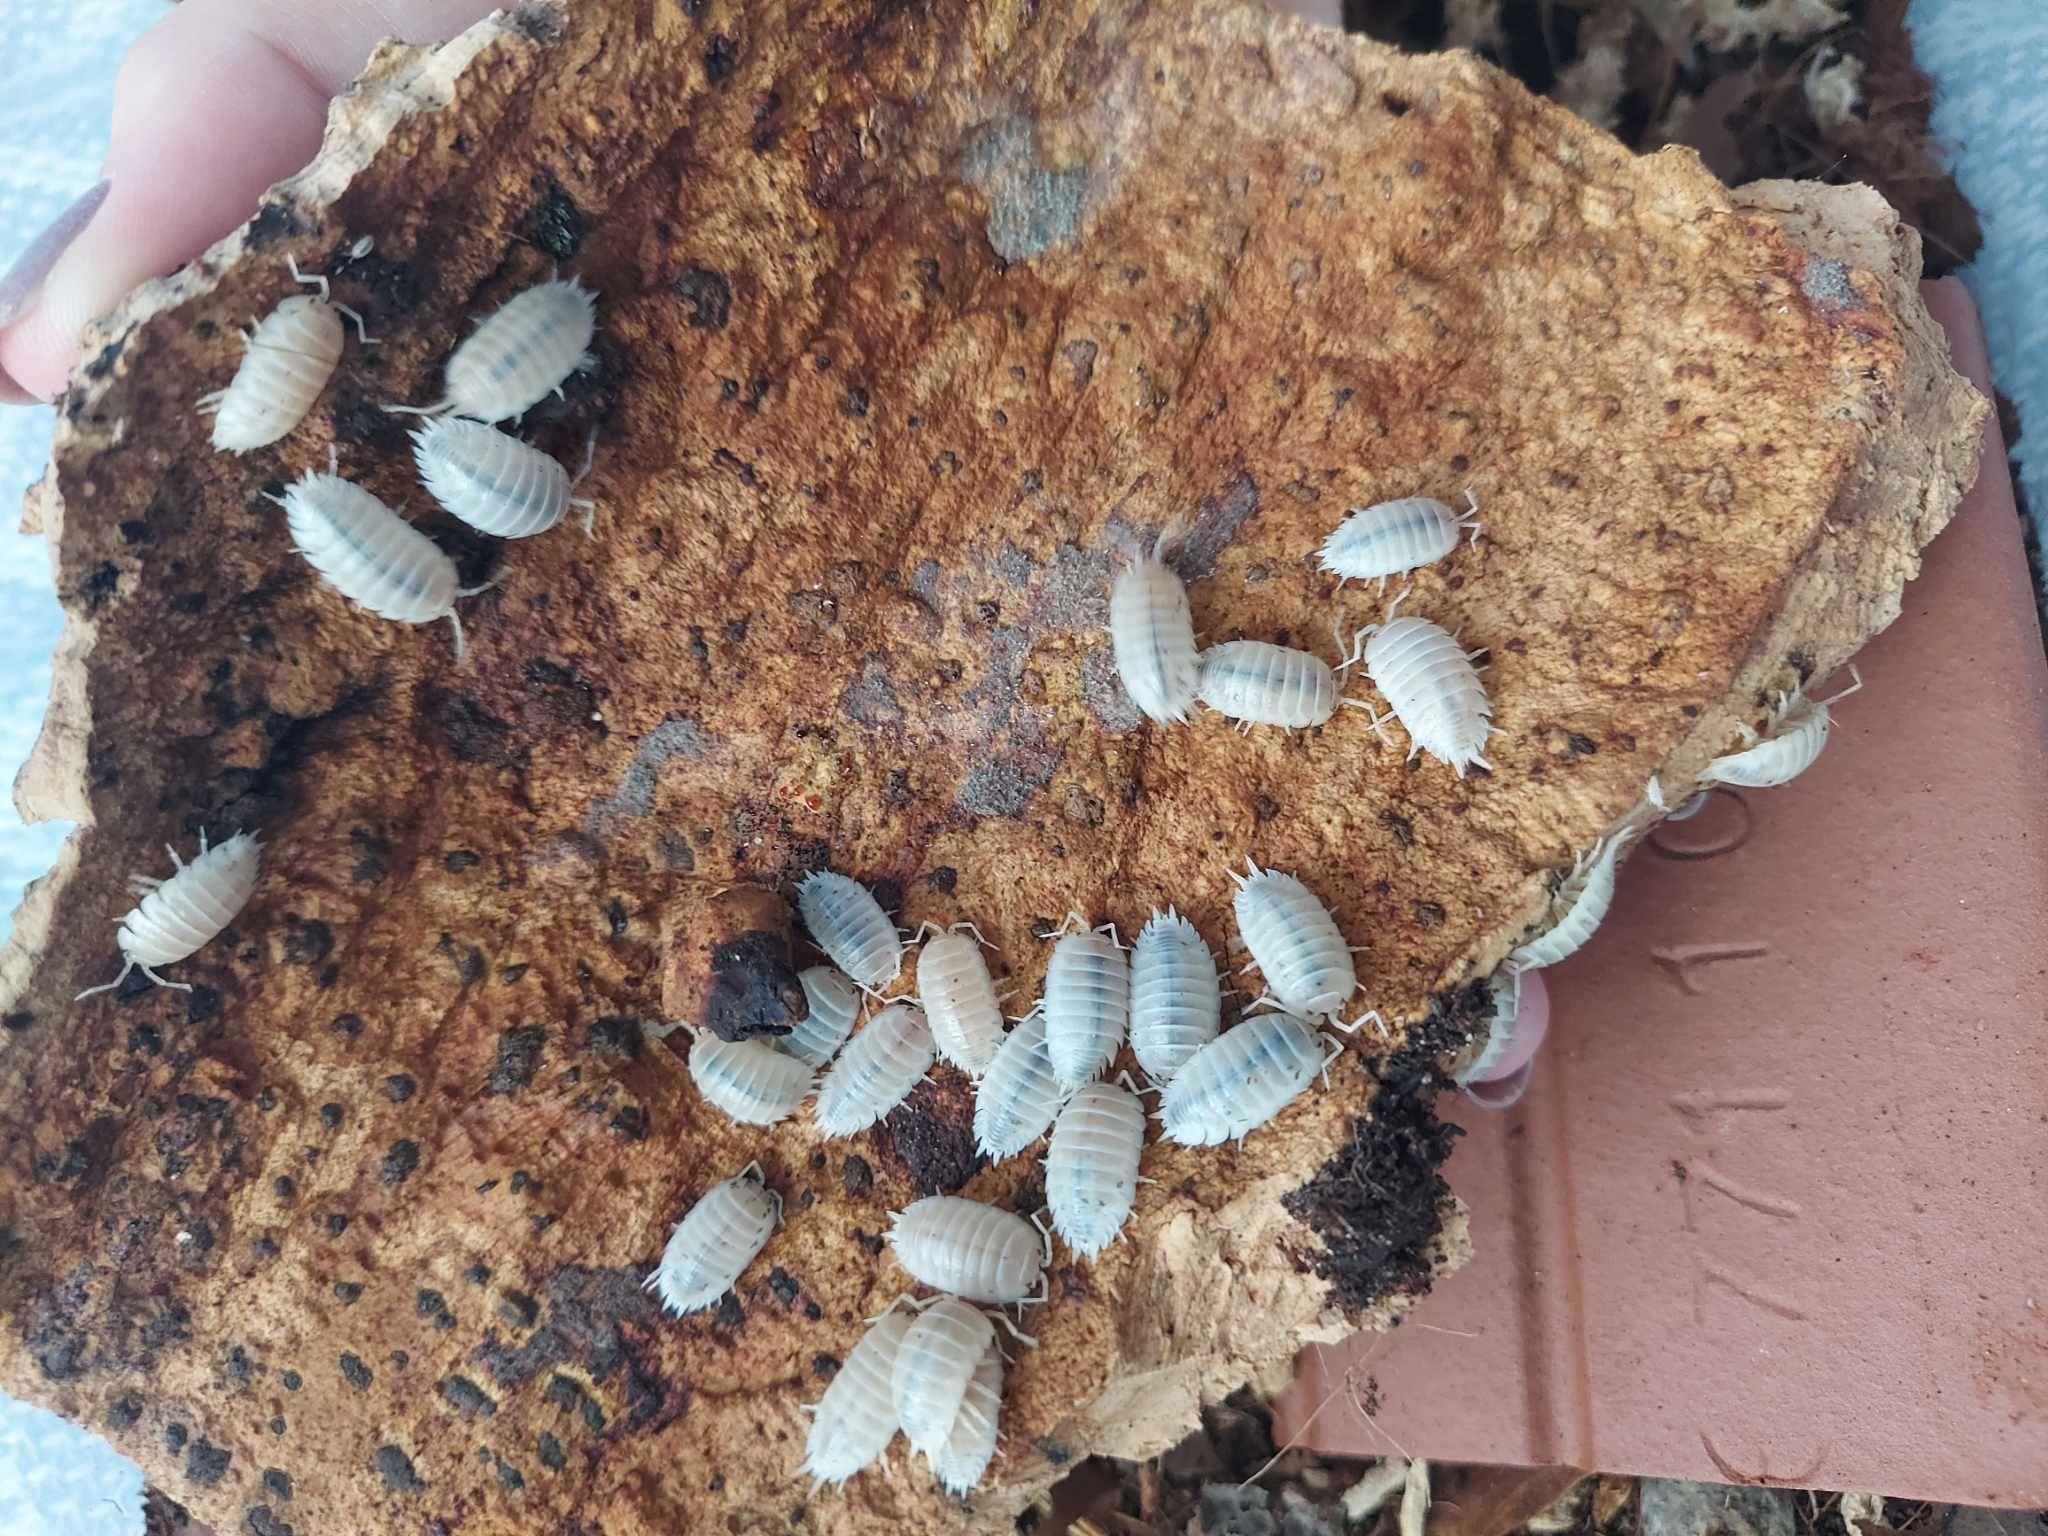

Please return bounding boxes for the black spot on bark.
[383,1074,416,1102]
[675,267,732,330]
[417,1289,456,1330]
[185,1439,231,1486]
[878,1079,985,1195]
[713,1293,744,1329]
[1566,732,1597,755]
[703,34,738,81]
[340,1352,372,1390]
[811,1353,839,1379]
[840,385,869,417]
[333,1281,364,1304]
[444,849,481,872]
[495,1454,525,1491]
[283,919,334,967]
[841,1155,873,1198]
[81,562,119,612]
[587,1015,642,1060]
[246,1506,293,1536]
[1167,470,1260,581]
[528,178,587,261]
[537,1433,566,1472]
[1411,901,1446,929]
[767,1268,800,1306]
[1379,810,1414,848]
[422,690,523,770]
[439,1374,497,1417]
[706,930,805,1042]
[489,1026,547,1093]
[107,1394,144,1428]
[374,1445,423,1492]
[118,519,151,545]
[382,1139,421,1185]
[129,1022,162,1056]
[187,986,221,1024]
[166,1423,188,1452]
[318,1103,342,1131]
[246,201,304,248]
[280,1370,301,1391]
[262,1468,293,1502]
[499,1290,540,1328]
[325,1213,349,1236]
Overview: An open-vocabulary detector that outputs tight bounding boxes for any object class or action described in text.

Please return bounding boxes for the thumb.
[0,0,495,402]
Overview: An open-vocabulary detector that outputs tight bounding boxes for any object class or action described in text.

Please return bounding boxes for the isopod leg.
[905,920,946,945]
[570,497,597,537]
[1030,1209,1053,1268]
[332,303,377,346]
[285,255,329,304]
[954,919,994,949]
[73,959,137,1001]
[1331,1008,1386,1039]
[139,965,194,994]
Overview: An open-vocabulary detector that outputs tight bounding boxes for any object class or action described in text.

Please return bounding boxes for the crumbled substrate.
[1344,0,1981,278]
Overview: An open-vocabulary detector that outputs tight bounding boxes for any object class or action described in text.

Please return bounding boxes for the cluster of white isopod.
[201,249,605,661]
[69,235,1873,1500]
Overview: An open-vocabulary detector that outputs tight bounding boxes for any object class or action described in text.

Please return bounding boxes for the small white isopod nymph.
[75,829,262,999]
[275,466,493,660]
[1351,591,1494,776]
[646,1162,781,1315]
[890,1297,997,1454]
[1041,915,1130,1091]
[687,1029,814,1125]
[972,1008,1066,1160]
[200,257,370,453]
[781,966,863,1068]
[888,1195,1048,1304]
[914,923,1004,1075]
[813,1003,934,1137]
[1231,859,1379,1034]
[797,871,904,990]
[411,418,596,539]
[1159,1011,1337,1146]
[1196,639,1341,731]
[1128,907,1222,1082]
[1109,527,1200,723]
[1697,666,1863,789]
[800,1303,915,1486]
[1046,1080,1146,1259]
[1454,971,1523,1085]
[1319,490,1481,590]
[926,1340,1003,1494]
[391,276,597,423]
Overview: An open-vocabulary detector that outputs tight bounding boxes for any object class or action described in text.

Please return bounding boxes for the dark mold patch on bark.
[488,1026,548,1094]
[704,931,805,1042]
[877,1077,986,1195]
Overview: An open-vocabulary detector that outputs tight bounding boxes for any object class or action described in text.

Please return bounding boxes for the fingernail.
[0,179,112,328]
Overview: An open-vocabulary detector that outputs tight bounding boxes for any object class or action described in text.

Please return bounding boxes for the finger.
[0,0,495,402]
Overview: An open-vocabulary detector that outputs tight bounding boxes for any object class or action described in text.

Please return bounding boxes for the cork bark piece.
[0,3,1981,1534]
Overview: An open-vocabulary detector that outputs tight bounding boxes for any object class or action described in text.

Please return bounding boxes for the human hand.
[0,0,498,404]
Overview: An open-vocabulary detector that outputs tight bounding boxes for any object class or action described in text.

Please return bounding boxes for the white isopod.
[1046,1080,1146,1258]
[1508,833,1623,972]
[1196,640,1342,731]
[1128,907,1222,1082]
[926,1340,1003,1495]
[972,1008,1066,1159]
[75,829,262,999]
[813,1003,934,1137]
[687,1028,814,1126]
[781,966,862,1068]
[1230,859,1381,1034]
[800,1303,916,1486]
[1453,971,1522,1085]
[1698,666,1863,788]
[890,1297,997,1454]
[200,257,371,453]
[1159,1011,1338,1146]
[1109,527,1199,723]
[913,923,1004,1075]
[390,276,597,422]
[1350,591,1494,775]
[888,1195,1048,1304]
[410,418,596,538]
[1042,915,1130,1091]
[797,871,904,989]
[274,465,494,661]
[1319,490,1481,590]
[646,1161,782,1315]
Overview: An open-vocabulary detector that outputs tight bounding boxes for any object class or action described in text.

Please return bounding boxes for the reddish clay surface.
[1276,281,2048,1505]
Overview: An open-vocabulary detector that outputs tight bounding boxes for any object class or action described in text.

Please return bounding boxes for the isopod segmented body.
[1159,1011,1333,1146]
[888,1195,1047,1304]
[891,1298,996,1454]
[1046,1081,1146,1259]
[275,469,491,660]
[1196,640,1339,730]
[1354,597,1493,776]
[1042,919,1130,1091]
[394,277,597,422]
[813,1003,933,1137]
[646,1163,781,1315]
[1698,667,1863,789]
[410,418,595,538]
[1454,971,1523,1085]
[797,871,903,989]
[972,1009,1066,1159]
[927,1341,1003,1494]
[75,829,262,999]
[1109,534,1199,723]
[1231,860,1375,1031]
[916,925,1004,1075]
[1509,833,1622,972]
[1319,491,1481,589]
[688,1030,814,1126]
[800,1304,915,1485]
[1128,907,1221,1082]
[200,259,369,452]
[781,966,862,1068]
